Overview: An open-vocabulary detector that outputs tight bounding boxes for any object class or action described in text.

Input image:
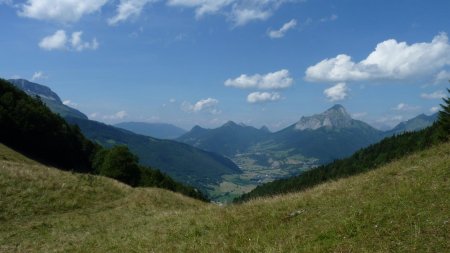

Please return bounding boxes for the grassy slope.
[1,142,449,252]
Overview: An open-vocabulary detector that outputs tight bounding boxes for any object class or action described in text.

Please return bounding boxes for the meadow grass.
[0,142,449,252]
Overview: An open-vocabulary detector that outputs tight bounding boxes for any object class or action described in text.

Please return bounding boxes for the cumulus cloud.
[182,98,220,114]
[306,33,450,83]
[39,30,67,50]
[247,91,281,103]
[108,0,158,25]
[421,90,446,99]
[19,0,108,22]
[39,30,98,51]
[71,31,99,51]
[225,69,293,90]
[268,19,297,39]
[392,103,420,111]
[323,82,348,102]
[31,71,47,81]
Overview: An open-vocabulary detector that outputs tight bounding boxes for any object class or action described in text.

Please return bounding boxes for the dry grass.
[0,142,449,252]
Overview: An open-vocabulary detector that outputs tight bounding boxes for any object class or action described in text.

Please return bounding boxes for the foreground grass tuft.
[1,142,449,252]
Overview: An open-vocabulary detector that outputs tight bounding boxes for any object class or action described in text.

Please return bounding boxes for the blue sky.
[1,0,450,130]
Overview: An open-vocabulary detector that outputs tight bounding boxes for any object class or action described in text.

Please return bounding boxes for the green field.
[1,142,449,252]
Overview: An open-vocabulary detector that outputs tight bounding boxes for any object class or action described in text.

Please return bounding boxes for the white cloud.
[19,0,108,22]
[430,106,440,113]
[421,90,446,99]
[166,0,293,26]
[169,98,176,103]
[31,71,47,81]
[392,103,420,111]
[167,0,233,18]
[323,82,348,102]
[268,19,297,39]
[103,110,128,120]
[39,30,67,50]
[182,98,220,114]
[71,31,99,51]
[247,91,281,103]
[433,70,450,84]
[225,69,293,90]
[63,100,78,107]
[230,6,271,26]
[39,30,98,52]
[306,33,450,83]
[108,0,158,25]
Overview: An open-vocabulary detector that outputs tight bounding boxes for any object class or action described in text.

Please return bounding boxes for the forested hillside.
[0,79,206,200]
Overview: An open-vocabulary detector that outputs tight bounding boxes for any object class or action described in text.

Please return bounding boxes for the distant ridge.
[115,122,186,139]
[384,113,438,136]
[8,79,88,120]
[177,120,271,157]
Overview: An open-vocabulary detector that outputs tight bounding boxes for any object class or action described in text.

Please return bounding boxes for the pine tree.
[437,87,450,138]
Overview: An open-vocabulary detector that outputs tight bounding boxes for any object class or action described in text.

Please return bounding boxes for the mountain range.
[9,78,438,201]
[178,104,438,162]
[384,113,438,136]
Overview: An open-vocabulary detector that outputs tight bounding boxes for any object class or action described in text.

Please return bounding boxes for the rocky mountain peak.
[295,104,353,131]
[8,79,62,104]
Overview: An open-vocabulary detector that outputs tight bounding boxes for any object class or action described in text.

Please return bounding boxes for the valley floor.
[0,142,449,252]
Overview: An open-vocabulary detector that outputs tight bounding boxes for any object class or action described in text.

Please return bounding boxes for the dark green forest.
[0,79,206,201]
[236,88,449,202]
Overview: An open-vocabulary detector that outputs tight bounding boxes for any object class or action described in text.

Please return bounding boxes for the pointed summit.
[324,104,351,118]
[191,125,206,132]
[222,121,238,128]
[295,104,353,130]
[260,125,271,133]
